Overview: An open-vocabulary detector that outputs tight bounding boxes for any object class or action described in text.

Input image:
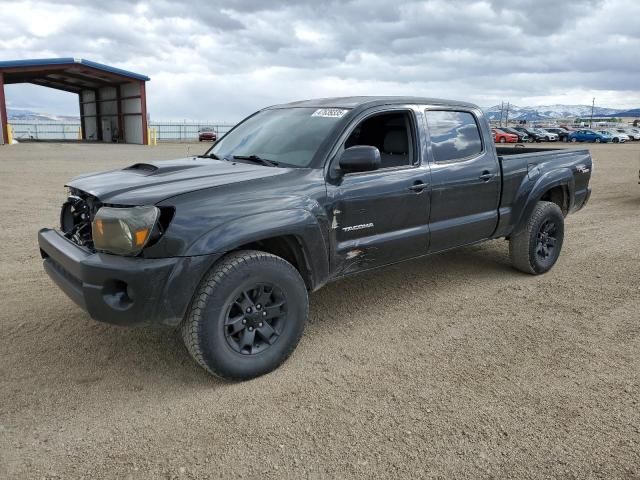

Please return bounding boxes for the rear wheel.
[509,201,564,275]
[181,250,308,379]
[499,137,506,143]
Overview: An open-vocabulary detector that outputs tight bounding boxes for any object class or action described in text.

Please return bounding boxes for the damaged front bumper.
[38,228,219,327]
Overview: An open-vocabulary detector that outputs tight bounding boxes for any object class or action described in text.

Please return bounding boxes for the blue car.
[568,129,613,143]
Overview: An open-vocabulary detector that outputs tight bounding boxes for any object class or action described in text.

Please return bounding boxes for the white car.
[537,129,558,141]
[616,128,640,140]
[625,128,640,140]
[600,130,628,143]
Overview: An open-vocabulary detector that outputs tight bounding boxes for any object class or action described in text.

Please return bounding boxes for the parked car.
[198,127,217,142]
[38,97,592,379]
[623,128,640,140]
[598,130,628,143]
[614,128,637,141]
[500,127,530,143]
[492,128,518,143]
[568,129,613,143]
[544,127,571,142]
[535,129,559,142]
[514,127,545,142]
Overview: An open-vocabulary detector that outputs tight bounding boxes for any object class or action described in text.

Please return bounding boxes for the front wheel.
[509,201,565,274]
[570,137,577,143]
[181,250,308,379]
[595,138,601,143]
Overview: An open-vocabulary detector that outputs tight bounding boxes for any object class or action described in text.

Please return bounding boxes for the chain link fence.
[151,122,235,142]
[10,122,82,141]
[8,121,237,142]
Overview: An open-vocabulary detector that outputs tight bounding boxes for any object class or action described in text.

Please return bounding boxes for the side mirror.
[338,146,381,173]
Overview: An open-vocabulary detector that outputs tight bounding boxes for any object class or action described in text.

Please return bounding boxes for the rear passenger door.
[424,109,501,252]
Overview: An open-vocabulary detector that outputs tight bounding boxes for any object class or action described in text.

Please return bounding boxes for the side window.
[425,110,483,162]
[344,111,415,169]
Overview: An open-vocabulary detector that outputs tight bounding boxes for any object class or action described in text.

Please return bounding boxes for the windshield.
[209,107,347,167]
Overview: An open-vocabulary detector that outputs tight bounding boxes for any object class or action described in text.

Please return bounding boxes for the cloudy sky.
[1,0,639,121]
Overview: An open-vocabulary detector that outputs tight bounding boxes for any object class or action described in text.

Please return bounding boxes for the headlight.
[92,206,160,255]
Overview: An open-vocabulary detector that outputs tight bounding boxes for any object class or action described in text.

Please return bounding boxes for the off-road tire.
[181,250,308,379]
[509,201,565,274]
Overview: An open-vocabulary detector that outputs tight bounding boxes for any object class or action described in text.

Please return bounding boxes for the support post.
[78,92,86,141]
[140,81,148,145]
[116,85,124,142]
[0,73,9,145]
[95,89,103,141]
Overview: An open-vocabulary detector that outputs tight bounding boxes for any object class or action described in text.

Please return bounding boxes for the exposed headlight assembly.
[92,206,160,256]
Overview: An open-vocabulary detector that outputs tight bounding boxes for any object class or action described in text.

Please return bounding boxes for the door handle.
[479,171,494,181]
[408,181,428,192]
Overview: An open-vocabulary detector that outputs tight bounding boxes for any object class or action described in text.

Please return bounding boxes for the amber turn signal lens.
[134,228,150,246]
[94,218,104,237]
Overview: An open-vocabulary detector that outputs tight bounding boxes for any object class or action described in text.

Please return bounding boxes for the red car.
[492,128,518,143]
[198,128,217,142]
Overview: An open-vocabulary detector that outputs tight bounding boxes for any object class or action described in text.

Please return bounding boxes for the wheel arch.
[185,209,330,291]
[511,169,574,235]
[231,235,315,291]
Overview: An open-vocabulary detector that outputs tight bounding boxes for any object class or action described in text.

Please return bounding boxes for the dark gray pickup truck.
[38,96,592,379]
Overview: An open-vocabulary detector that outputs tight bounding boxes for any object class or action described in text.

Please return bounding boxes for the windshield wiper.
[197,152,222,160]
[232,155,279,167]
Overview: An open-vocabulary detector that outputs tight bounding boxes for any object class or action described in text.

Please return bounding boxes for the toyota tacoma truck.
[38,97,592,379]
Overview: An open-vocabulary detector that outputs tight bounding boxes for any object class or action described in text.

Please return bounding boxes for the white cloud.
[1,0,639,120]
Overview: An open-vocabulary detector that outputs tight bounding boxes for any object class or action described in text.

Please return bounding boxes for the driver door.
[326,108,431,276]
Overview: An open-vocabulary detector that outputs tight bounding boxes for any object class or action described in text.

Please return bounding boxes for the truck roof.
[267,96,479,111]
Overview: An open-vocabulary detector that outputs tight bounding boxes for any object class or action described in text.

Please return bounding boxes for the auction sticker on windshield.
[312,108,349,118]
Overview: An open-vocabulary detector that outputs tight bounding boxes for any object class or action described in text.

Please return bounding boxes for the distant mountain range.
[7,105,639,123]
[7,109,79,122]
[483,104,639,121]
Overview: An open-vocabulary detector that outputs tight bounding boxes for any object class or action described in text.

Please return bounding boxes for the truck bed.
[494,145,592,237]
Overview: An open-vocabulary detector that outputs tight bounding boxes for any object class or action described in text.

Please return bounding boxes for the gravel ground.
[0,141,639,479]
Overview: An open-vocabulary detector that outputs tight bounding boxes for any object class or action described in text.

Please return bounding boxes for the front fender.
[511,167,575,235]
[185,208,330,287]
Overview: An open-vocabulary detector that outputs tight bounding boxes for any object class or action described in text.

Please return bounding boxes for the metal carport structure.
[0,58,150,145]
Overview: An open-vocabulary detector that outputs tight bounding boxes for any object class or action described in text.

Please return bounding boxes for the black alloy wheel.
[224,283,286,355]
[535,219,558,264]
[181,250,308,379]
[509,201,565,274]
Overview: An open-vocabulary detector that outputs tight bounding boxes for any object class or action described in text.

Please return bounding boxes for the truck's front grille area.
[60,190,100,249]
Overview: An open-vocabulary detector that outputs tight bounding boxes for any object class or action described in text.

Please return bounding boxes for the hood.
[67,157,295,205]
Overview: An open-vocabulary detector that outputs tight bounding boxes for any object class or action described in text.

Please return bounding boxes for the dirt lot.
[0,141,639,479]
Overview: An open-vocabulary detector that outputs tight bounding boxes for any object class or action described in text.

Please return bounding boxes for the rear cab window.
[424,110,483,162]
